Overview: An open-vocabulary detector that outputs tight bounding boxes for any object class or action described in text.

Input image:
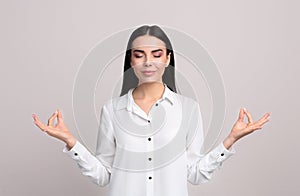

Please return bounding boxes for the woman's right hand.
[32,109,76,150]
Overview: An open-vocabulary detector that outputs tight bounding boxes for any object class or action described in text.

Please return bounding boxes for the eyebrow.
[132,49,164,53]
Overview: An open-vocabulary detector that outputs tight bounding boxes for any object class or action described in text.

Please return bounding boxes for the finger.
[247,124,262,132]
[57,109,64,123]
[251,115,271,130]
[32,114,48,132]
[48,110,58,127]
[257,117,270,126]
[264,112,271,119]
[253,124,263,130]
[256,112,271,125]
[237,108,245,122]
[243,108,254,124]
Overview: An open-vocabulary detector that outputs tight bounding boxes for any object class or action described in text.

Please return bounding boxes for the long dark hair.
[120,25,177,96]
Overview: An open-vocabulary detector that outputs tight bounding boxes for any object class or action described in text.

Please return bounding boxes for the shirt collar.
[115,83,175,111]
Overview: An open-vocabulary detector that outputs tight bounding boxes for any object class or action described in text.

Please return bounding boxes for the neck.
[133,82,165,100]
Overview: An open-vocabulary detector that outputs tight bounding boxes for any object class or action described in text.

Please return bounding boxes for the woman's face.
[130,35,171,85]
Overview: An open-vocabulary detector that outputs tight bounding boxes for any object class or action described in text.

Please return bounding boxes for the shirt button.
[155,103,158,106]
[148,176,152,180]
[148,137,151,141]
[221,153,224,156]
[74,153,78,156]
[148,157,152,161]
[147,120,150,123]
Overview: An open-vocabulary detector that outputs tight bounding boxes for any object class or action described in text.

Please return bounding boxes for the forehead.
[131,35,166,50]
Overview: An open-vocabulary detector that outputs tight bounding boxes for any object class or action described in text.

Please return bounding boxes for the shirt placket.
[146,113,154,196]
[146,100,163,196]
[131,99,162,196]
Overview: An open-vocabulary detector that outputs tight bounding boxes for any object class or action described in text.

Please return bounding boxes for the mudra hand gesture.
[223,108,271,149]
[32,109,76,150]
[32,107,270,151]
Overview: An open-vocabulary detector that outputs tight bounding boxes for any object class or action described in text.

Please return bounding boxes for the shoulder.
[173,92,200,108]
[101,92,128,112]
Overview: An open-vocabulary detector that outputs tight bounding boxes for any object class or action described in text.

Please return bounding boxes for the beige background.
[1,0,299,195]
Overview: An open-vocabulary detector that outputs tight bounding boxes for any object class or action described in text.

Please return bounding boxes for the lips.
[142,70,156,76]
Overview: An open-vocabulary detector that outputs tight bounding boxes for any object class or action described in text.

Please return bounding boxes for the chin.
[138,79,162,85]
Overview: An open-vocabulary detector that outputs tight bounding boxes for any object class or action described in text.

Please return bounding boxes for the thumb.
[237,107,244,122]
[57,109,64,123]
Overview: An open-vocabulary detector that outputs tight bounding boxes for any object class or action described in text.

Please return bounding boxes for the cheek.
[130,58,143,67]
[158,56,168,65]
[131,61,141,68]
[155,58,168,68]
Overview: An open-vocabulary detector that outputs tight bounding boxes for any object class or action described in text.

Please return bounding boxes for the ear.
[166,52,171,67]
[130,56,134,67]
[128,51,134,67]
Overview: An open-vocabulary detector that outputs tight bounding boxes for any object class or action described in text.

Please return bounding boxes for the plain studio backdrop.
[0,0,299,196]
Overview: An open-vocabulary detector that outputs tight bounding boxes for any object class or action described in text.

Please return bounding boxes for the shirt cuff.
[62,141,89,161]
[211,142,236,163]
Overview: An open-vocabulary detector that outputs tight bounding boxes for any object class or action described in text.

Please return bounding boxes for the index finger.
[48,110,58,127]
[243,108,254,124]
[32,114,47,132]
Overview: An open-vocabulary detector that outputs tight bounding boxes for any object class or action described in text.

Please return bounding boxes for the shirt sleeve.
[186,102,235,185]
[63,102,116,186]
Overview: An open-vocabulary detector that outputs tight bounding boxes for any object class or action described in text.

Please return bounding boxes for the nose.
[144,61,152,67]
[144,55,153,66]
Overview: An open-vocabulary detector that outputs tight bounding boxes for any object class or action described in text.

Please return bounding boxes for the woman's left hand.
[223,108,271,149]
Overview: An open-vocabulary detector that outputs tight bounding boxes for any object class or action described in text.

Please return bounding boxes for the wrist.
[65,137,76,151]
[223,135,237,150]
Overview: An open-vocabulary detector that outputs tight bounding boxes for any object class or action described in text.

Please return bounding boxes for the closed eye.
[153,51,163,58]
[134,55,143,58]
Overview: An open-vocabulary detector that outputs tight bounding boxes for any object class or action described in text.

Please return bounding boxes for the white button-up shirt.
[63,83,235,196]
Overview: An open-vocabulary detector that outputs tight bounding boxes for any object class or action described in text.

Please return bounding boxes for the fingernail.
[243,107,247,111]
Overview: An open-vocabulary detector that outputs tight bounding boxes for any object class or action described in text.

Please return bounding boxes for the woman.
[32,25,271,196]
